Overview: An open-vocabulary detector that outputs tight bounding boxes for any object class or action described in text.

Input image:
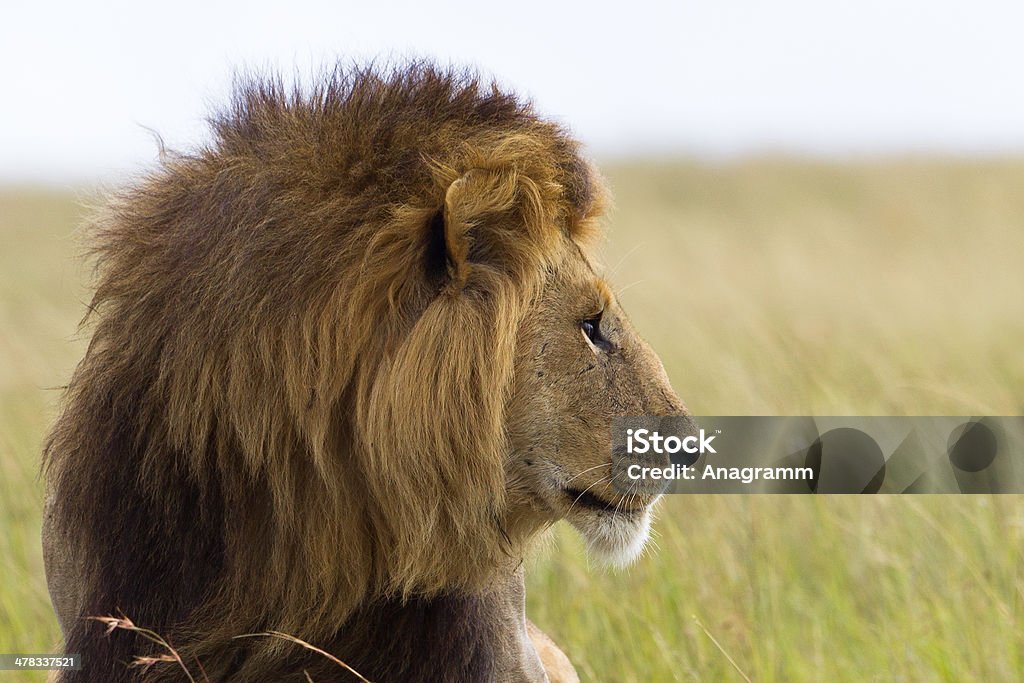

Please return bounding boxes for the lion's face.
[505,240,686,567]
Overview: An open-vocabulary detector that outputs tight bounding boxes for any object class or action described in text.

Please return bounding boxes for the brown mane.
[43,63,601,680]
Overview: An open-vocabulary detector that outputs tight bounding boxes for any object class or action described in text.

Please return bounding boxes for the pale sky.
[3,0,1024,182]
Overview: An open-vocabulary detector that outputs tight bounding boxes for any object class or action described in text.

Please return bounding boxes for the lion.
[42,63,687,682]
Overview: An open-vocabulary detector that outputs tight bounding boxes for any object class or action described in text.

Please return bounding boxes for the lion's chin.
[569,506,654,569]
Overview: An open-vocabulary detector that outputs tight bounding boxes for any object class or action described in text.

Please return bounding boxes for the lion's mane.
[44,63,601,680]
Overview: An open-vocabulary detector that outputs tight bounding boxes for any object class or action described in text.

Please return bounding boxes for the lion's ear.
[437,173,476,290]
[433,168,521,291]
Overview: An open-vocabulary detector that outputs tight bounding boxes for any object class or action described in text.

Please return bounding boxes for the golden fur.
[42,63,684,681]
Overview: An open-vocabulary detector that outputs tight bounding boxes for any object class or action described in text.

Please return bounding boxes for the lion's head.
[356,141,685,595]
[43,64,685,680]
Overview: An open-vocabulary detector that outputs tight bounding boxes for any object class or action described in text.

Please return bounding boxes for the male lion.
[42,64,686,682]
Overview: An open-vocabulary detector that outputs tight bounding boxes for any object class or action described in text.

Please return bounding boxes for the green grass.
[2,160,1024,682]
[1,189,91,681]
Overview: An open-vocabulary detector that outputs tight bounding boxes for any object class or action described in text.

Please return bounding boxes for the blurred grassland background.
[2,159,1024,682]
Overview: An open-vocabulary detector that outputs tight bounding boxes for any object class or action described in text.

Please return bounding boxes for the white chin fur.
[573,508,653,568]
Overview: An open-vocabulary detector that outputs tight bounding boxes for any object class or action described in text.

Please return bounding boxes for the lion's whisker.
[564,462,612,486]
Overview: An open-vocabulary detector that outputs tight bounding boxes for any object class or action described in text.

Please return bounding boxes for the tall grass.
[1,160,1022,682]
[0,190,88,682]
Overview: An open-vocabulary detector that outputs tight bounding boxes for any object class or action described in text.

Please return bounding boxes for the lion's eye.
[580,312,608,349]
